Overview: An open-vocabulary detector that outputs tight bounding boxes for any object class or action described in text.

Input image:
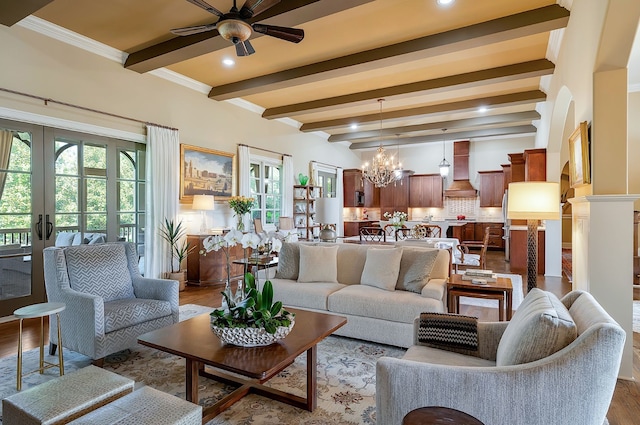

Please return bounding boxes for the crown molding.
[17,15,125,63]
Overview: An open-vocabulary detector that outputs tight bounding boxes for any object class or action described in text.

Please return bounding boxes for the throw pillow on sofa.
[395,248,439,293]
[297,244,339,283]
[275,242,303,280]
[360,247,403,291]
[496,288,577,366]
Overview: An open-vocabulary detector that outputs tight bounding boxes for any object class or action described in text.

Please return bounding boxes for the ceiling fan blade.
[170,23,217,36]
[234,39,256,56]
[239,0,280,19]
[252,24,304,43]
[186,0,224,18]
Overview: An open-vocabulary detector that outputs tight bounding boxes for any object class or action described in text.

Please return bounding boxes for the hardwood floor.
[1,250,638,424]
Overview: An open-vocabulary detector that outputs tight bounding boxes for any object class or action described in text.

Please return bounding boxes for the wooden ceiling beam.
[349,125,538,150]
[300,90,546,132]
[209,4,569,100]
[263,60,553,119]
[328,111,541,142]
[0,0,53,26]
[124,0,373,73]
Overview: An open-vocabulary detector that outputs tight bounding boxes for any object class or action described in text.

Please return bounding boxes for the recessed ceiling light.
[222,58,235,67]
[350,123,359,130]
[478,106,488,113]
[437,0,455,6]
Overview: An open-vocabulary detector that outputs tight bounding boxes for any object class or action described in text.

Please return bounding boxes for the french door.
[0,119,145,318]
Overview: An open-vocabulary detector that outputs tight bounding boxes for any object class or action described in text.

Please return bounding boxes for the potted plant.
[159,218,196,291]
[210,273,294,346]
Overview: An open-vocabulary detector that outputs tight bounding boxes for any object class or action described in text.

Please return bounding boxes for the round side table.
[403,406,484,425]
[14,302,65,391]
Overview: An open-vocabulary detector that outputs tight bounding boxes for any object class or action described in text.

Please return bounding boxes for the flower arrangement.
[228,196,255,231]
[384,210,408,227]
[201,230,289,339]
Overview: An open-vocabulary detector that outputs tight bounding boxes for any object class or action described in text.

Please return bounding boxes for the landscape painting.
[180,144,234,203]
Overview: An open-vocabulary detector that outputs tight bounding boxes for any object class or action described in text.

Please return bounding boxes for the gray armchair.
[376,289,625,425]
[43,243,178,364]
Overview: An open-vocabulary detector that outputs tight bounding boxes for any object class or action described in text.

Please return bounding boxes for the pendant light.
[439,128,450,178]
[361,99,402,188]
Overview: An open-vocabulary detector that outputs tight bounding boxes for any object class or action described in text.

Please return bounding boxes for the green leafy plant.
[210,273,294,334]
[159,218,196,273]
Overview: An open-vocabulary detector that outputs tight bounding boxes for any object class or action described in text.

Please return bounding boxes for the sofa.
[268,242,450,348]
[55,231,107,246]
[375,289,626,425]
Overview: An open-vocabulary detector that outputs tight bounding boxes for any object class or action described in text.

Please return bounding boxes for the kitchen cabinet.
[478,171,504,207]
[293,185,322,240]
[363,177,380,207]
[343,169,364,207]
[524,148,546,181]
[409,174,443,208]
[450,222,504,250]
[501,164,511,192]
[344,220,378,237]
[380,173,411,217]
[187,234,245,286]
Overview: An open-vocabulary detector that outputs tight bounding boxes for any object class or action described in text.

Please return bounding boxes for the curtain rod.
[311,160,342,169]
[0,87,178,131]
[238,143,291,157]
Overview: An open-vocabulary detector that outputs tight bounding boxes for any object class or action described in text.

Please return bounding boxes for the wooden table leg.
[498,296,504,321]
[306,345,317,411]
[185,358,199,404]
[506,289,513,320]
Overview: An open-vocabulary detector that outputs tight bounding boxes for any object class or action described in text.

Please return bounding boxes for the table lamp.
[192,194,215,234]
[315,197,340,242]
[507,181,560,292]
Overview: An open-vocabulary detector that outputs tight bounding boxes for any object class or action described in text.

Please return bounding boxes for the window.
[249,158,282,228]
[318,170,336,198]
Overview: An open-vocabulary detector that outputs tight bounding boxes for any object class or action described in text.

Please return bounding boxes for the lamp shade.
[315,197,340,224]
[507,182,560,220]
[192,194,215,211]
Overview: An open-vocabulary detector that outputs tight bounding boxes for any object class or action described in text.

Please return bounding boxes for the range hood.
[444,140,478,198]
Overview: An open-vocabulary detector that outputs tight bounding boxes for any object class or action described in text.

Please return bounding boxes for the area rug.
[0,304,405,424]
[458,273,524,310]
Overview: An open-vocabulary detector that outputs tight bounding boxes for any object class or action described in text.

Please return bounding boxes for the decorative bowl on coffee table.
[210,319,295,347]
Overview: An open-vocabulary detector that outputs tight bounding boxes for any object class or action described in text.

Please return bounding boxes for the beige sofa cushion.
[274,242,302,280]
[298,244,339,283]
[270,278,345,310]
[496,288,577,366]
[328,284,445,323]
[336,244,394,285]
[361,247,403,291]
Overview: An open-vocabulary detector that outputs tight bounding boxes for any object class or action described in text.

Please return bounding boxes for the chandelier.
[362,99,402,188]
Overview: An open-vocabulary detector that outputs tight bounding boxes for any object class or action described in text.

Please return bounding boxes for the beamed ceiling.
[2,0,570,150]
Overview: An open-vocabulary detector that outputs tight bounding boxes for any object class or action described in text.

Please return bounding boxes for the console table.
[186,235,246,286]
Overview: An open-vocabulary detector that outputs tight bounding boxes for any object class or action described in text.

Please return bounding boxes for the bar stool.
[14,302,65,390]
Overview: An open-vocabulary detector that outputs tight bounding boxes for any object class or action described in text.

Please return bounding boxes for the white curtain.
[145,125,179,279]
[0,130,12,202]
[237,145,251,229]
[282,155,294,217]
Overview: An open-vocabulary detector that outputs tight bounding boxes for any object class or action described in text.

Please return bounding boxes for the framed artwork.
[568,121,590,188]
[180,144,235,203]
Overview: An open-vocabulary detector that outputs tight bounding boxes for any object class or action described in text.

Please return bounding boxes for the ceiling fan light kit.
[172,0,304,57]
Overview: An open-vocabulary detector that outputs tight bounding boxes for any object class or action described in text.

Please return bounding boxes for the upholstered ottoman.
[2,365,134,425]
[67,386,202,425]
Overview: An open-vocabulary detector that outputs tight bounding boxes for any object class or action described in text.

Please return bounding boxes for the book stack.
[462,269,497,283]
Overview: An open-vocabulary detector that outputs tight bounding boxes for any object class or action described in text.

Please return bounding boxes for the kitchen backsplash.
[343,198,503,222]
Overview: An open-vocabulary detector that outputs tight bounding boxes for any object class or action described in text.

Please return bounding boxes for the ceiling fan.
[171,0,305,56]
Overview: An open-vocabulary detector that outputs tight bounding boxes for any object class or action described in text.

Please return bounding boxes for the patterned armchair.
[43,243,179,364]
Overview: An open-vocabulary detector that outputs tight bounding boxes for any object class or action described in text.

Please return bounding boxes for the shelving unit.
[293,185,322,240]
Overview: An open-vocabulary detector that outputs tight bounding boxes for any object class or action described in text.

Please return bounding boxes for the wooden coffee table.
[447,274,513,321]
[138,308,347,423]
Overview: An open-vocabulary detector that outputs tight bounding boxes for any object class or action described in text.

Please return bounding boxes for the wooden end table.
[447,274,513,321]
[232,256,278,276]
[138,308,346,423]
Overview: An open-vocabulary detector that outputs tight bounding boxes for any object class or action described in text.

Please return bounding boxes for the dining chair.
[253,218,264,234]
[360,226,386,243]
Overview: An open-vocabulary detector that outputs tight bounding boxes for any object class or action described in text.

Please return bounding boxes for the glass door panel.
[0,121,46,316]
